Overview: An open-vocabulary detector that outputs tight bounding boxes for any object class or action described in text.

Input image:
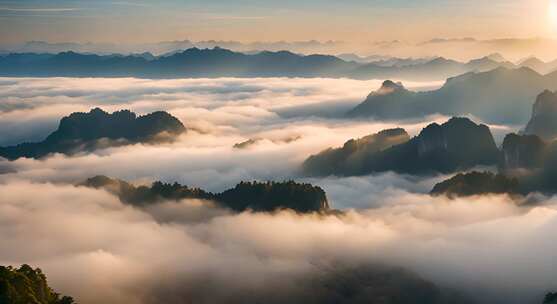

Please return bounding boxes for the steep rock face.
[373,117,499,174]
[400,118,499,173]
[524,90,557,140]
[302,117,499,176]
[0,108,186,160]
[0,264,75,304]
[302,128,410,176]
[82,176,329,213]
[426,117,496,155]
[499,133,546,172]
[430,171,519,198]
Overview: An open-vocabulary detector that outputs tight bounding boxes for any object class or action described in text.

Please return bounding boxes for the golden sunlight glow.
[550,0,557,31]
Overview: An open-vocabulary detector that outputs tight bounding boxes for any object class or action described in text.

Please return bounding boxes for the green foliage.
[217,180,329,213]
[0,265,75,304]
[0,108,185,160]
[430,171,519,198]
[83,176,329,213]
[544,293,557,304]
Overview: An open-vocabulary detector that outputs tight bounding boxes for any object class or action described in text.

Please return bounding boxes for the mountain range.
[0,40,344,56]
[348,67,557,125]
[2,47,557,81]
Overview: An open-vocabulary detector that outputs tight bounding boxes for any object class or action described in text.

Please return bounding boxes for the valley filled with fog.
[0,76,556,304]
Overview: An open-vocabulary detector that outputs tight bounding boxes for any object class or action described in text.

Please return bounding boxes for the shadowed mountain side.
[545,293,557,304]
[497,94,557,193]
[524,90,557,141]
[499,133,547,172]
[430,172,520,198]
[432,133,557,197]
[0,264,75,304]
[0,48,534,81]
[303,117,499,176]
[0,108,186,160]
[302,128,410,176]
[81,176,329,213]
[348,67,557,125]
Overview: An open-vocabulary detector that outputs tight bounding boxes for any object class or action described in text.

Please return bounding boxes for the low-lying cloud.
[0,76,547,304]
[0,181,556,304]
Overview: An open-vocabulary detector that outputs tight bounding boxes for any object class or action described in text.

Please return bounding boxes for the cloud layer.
[1,182,556,304]
[0,77,551,304]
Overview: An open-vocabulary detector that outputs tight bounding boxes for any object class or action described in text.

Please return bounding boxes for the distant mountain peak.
[376,80,406,95]
[486,53,506,62]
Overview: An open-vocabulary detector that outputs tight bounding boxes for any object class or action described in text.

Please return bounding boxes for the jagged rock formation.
[499,133,546,172]
[0,108,186,160]
[302,128,410,176]
[0,264,75,304]
[524,90,557,141]
[348,67,557,125]
[82,176,329,213]
[430,171,519,198]
[304,117,499,176]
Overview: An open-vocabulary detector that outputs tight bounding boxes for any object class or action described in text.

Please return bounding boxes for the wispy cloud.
[111,1,150,7]
[0,7,78,12]
[200,14,267,21]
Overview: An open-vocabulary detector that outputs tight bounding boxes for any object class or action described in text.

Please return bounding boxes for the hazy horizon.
[1,0,557,61]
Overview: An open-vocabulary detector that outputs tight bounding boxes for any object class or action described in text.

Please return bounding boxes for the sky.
[0,0,555,45]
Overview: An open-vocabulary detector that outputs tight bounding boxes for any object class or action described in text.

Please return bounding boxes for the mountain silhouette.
[524,90,557,140]
[303,117,499,176]
[348,67,557,124]
[0,47,542,81]
[432,94,557,197]
[302,128,410,176]
[82,176,329,213]
[430,171,519,198]
[499,133,546,172]
[0,108,186,160]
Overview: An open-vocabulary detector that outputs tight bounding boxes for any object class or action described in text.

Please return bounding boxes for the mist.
[1,76,551,304]
[1,181,556,304]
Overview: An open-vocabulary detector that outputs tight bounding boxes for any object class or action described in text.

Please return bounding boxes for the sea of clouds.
[0,77,553,304]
